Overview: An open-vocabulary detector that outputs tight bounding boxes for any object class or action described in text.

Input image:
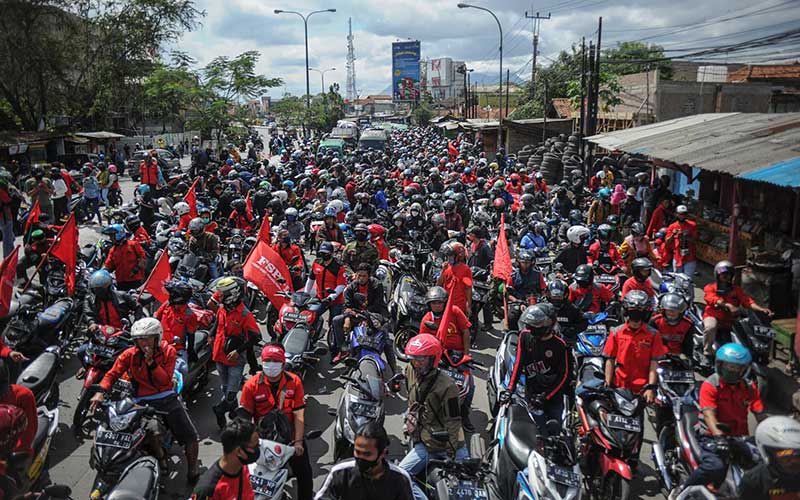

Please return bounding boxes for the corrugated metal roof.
[739,157,800,187]
[586,113,800,180]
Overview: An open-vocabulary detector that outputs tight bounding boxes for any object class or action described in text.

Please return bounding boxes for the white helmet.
[756,416,800,477]
[174,201,190,216]
[328,199,344,213]
[566,225,591,245]
[130,317,162,342]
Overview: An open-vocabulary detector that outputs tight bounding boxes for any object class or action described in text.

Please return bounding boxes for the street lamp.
[457,3,503,153]
[274,8,336,110]
[309,67,336,94]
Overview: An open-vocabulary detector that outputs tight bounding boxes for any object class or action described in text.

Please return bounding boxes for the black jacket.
[343,277,387,317]
[554,244,588,274]
[83,290,140,327]
[316,459,414,500]
[740,463,800,500]
[467,240,494,270]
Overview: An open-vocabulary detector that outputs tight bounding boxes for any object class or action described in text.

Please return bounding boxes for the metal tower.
[346,18,357,101]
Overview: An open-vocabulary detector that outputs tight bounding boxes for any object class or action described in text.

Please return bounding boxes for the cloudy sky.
[175,0,800,97]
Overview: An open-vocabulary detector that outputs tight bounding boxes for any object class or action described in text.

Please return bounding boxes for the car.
[56,153,102,170]
[127,149,181,180]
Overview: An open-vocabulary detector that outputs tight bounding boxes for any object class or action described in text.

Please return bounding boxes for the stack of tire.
[562,134,582,177]
[516,144,535,166]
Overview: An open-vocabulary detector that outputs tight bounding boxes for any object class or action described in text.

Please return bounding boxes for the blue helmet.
[318,242,334,256]
[136,184,151,195]
[226,158,235,166]
[464,166,472,174]
[324,206,337,217]
[89,269,113,290]
[404,168,413,177]
[104,223,127,242]
[715,343,752,384]
[598,187,611,201]
[282,180,295,190]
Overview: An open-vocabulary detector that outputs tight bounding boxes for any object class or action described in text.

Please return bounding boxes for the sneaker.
[212,405,227,429]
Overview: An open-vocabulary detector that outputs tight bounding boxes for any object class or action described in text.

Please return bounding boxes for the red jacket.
[703,284,754,327]
[139,160,160,186]
[621,277,655,298]
[155,303,198,351]
[505,182,523,195]
[272,242,304,277]
[99,341,177,397]
[105,240,146,283]
[666,219,697,266]
[229,210,254,231]
[133,226,152,244]
[240,371,305,424]
[603,322,667,392]
[646,204,669,238]
[652,313,694,354]
[213,303,259,366]
[0,385,37,454]
[587,241,624,271]
[569,283,613,313]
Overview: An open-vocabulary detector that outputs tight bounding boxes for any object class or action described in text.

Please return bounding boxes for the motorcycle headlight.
[260,444,283,472]
[108,406,136,432]
[613,392,640,416]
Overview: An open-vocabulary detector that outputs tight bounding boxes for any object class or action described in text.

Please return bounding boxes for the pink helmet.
[108,164,118,173]
[405,333,443,368]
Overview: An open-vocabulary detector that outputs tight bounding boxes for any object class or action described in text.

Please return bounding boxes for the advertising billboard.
[392,41,421,102]
[429,58,452,87]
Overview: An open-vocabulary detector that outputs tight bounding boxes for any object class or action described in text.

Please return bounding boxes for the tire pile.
[516,133,583,185]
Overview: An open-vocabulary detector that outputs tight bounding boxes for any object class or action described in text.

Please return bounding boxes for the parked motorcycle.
[247,423,323,500]
[104,456,160,500]
[15,346,61,410]
[2,296,74,362]
[385,257,428,362]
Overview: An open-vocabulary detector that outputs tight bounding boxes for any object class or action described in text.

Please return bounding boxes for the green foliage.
[603,41,672,78]
[143,63,202,132]
[412,92,435,126]
[272,85,346,134]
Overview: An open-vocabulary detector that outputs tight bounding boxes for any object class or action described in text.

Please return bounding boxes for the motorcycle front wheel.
[394,326,416,362]
[600,472,631,500]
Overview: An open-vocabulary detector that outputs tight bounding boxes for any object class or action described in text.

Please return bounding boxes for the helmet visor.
[717,361,748,384]
[772,448,800,476]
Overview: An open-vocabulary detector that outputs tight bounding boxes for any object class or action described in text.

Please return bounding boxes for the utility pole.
[505,69,510,118]
[590,17,603,137]
[466,71,471,118]
[542,80,548,143]
[525,11,550,98]
[579,37,586,157]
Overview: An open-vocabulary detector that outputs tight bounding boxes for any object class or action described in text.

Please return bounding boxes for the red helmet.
[493,197,506,210]
[409,182,422,192]
[449,241,466,261]
[0,403,27,451]
[510,173,521,181]
[368,223,386,238]
[405,333,443,367]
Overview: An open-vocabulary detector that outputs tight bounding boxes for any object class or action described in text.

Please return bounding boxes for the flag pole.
[137,248,169,304]
[20,212,74,294]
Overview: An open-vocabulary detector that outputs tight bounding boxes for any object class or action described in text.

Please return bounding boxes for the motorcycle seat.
[502,333,519,380]
[16,350,58,399]
[107,457,159,500]
[681,410,703,463]
[505,404,539,470]
[31,412,50,455]
[193,331,209,352]
[283,327,309,355]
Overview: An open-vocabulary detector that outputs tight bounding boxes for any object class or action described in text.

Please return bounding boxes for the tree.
[412,92,435,126]
[603,41,672,78]
[143,57,203,133]
[0,0,204,131]
[510,45,583,120]
[272,94,307,128]
[307,84,345,132]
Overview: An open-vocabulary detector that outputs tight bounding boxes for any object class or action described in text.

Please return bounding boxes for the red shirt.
[440,263,473,313]
[703,284,754,327]
[229,211,253,231]
[0,336,11,357]
[646,204,668,238]
[105,240,146,283]
[505,182,523,195]
[621,277,655,298]
[603,322,667,392]
[100,341,177,397]
[177,213,192,232]
[667,219,697,266]
[139,160,159,186]
[155,303,198,351]
[193,462,255,500]
[698,374,763,436]
[213,303,259,366]
[272,243,303,277]
[133,226,152,244]
[419,306,471,351]
[0,385,37,454]
[652,313,694,354]
[240,371,305,426]
[569,284,613,313]
[587,241,624,270]
[311,261,347,305]
[96,299,123,328]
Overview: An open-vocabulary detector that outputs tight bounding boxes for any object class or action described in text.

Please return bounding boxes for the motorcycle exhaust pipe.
[651,441,673,491]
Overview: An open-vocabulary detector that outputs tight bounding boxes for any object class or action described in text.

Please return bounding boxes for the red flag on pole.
[243,239,292,309]
[0,247,19,318]
[448,140,458,159]
[184,178,199,218]
[435,288,456,347]
[49,213,78,296]
[245,191,254,220]
[24,200,41,241]
[256,215,271,245]
[141,249,172,303]
[492,213,513,284]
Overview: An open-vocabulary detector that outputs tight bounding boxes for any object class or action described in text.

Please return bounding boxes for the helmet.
[131,317,163,342]
[392,212,405,224]
[108,165,118,174]
[756,416,800,478]
[659,293,688,326]
[567,225,590,245]
[31,165,44,177]
[546,280,569,306]
[606,214,619,227]
[654,227,667,241]
[324,207,337,218]
[165,279,193,304]
[622,289,653,322]
[124,214,141,232]
[174,201,190,216]
[405,333,443,369]
[443,199,456,213]
[0,403,27,450]
[597,188,611,201]
[517,249,533,264]
[232,198,246,213]
[715,343,752,384]
[631,257,653,282]
[105,223,127,242]
[425,286,448,305]
[354,223,369,234]
[510,173,520,182]
[597,224,613,243]
[318,241,334,256]
[216,276,243,307]
[188,217,205,236]
[630,222,645,236]
[136,184,151,196]
[431,213,445,227]
[226,158,235,166]
[493,180,505,190]
[574,264,594,287]
[30,229,45,242]
[492,197,506,210]
[520,193,534,207]
[227,170,239,180]
[259,181,272,191]
[714,260,735,280]
[519,304,553,337]
[89,269,113,291]
[285,208,298,220]
[535,172,544,180]
[569,209,582,223]
[282,180,295,190]
[409,202,422,213]
[449,242,466,261]
[368,224,386,238]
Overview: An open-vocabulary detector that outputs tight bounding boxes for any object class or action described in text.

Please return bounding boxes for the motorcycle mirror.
[545,419,561,436]
[306,429,324,440]
[432,431,450,443]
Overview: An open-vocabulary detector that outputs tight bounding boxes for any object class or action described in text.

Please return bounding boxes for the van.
[318,138,345,158]
[358,129,388,151]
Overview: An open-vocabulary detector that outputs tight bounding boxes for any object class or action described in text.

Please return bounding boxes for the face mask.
[282,236,291,244]
[262,361,283,378]
[202,217,210,224]
[447,257,455,265]
[394,220,402,227]
[239,446,261,465]
[94,287,111,300]
[356,456,381,474]
[355,233,367,242]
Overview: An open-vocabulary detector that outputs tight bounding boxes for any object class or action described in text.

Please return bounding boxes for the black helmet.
[606,214,620,228]
[232,198,246,213]
[622,290,653,322]
[519,304,553,337]
[165,279,193,304]
[425,286,448,305]
[31,165,44,178]
[631,257,653,282]
[354,223,369,234]
[569,209,581,223]
[517,249,533,264]
[443,199,456,213]
[546,280,569,306]
[575,264,594,287]
[124,214,141,232]
[659,293,688,326]
[630,222,645,236]
[188,217,205,236]
[597,224,613,243]
[520,193,534,207]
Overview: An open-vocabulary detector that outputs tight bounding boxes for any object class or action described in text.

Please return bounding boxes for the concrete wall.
[654,81,772,121]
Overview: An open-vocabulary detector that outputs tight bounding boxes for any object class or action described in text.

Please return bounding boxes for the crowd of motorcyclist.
[0,123,797,500]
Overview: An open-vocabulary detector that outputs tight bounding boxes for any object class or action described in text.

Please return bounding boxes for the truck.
[329,127,358,147]
[358,129,388,152]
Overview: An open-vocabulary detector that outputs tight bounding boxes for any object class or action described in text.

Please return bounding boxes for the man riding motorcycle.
[506,250,546,330]
[188,217,221,279]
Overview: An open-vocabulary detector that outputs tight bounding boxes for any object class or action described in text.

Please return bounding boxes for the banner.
[243,240,292,309]
[141,249,172,304]
[0,247,19,318]
[24,200,40,242]
[392,41,421,102]
[184,178,199,218]
[49,213,78,296]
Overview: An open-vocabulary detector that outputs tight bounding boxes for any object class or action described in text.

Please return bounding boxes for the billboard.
[392,41,421,102]
[429,58,452,87]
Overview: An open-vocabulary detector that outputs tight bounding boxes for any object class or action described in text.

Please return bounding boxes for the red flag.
[245,191,254,219]
[448,140,458,158]
[256,215,271,245]
[184,178,199,218]
[24,200,41,239]
[435,288,456,346]
[49,213,78,296]
[0,247,19,317]
[243,240,292,309]
[492,213,513,285]
[141,249,172,303]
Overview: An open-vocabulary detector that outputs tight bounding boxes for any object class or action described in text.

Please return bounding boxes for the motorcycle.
[15,346,61,411]
[103,456,160,500]
[247,427,323,500]
[439,349,478,406]
[5,406,59,495]
[426,456,501,500]
[386,257,428,362]
[2,296,74,362]
[273,291,328,377]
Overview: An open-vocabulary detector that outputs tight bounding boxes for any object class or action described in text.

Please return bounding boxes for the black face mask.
[94,287,111,300]
[356,456,381,474]
[239,446,260,465]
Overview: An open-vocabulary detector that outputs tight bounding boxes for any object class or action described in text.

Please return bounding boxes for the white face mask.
[262,361,283,378]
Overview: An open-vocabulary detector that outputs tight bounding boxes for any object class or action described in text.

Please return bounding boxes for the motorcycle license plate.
[89,344,115,358]
[661,370,695,383]
[754,325,776,339]
[350,400,379,418]
[549,465,581,488]
[95,429,136,448]
[536,257,552,265]
[283,312,306,324]
[586,324,607,334]
[607,414,641,433]
[447,480,488,499]
[250,475,279,496]
[112,379,133,395]
[596,275,616,284]
[444,368,465,384]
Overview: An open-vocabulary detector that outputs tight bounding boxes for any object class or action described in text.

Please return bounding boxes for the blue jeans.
[175,349,188,379]
[216,360,244,407]
[530,395,565,437]
[85,196,102,224]
[208,261,220,280]
[683,437,728,488]
[399,442,470,500]
[0,218,14,258]
[673,259,697,277]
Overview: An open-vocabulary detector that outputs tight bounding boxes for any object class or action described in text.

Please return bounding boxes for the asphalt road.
[41,136,669,499]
